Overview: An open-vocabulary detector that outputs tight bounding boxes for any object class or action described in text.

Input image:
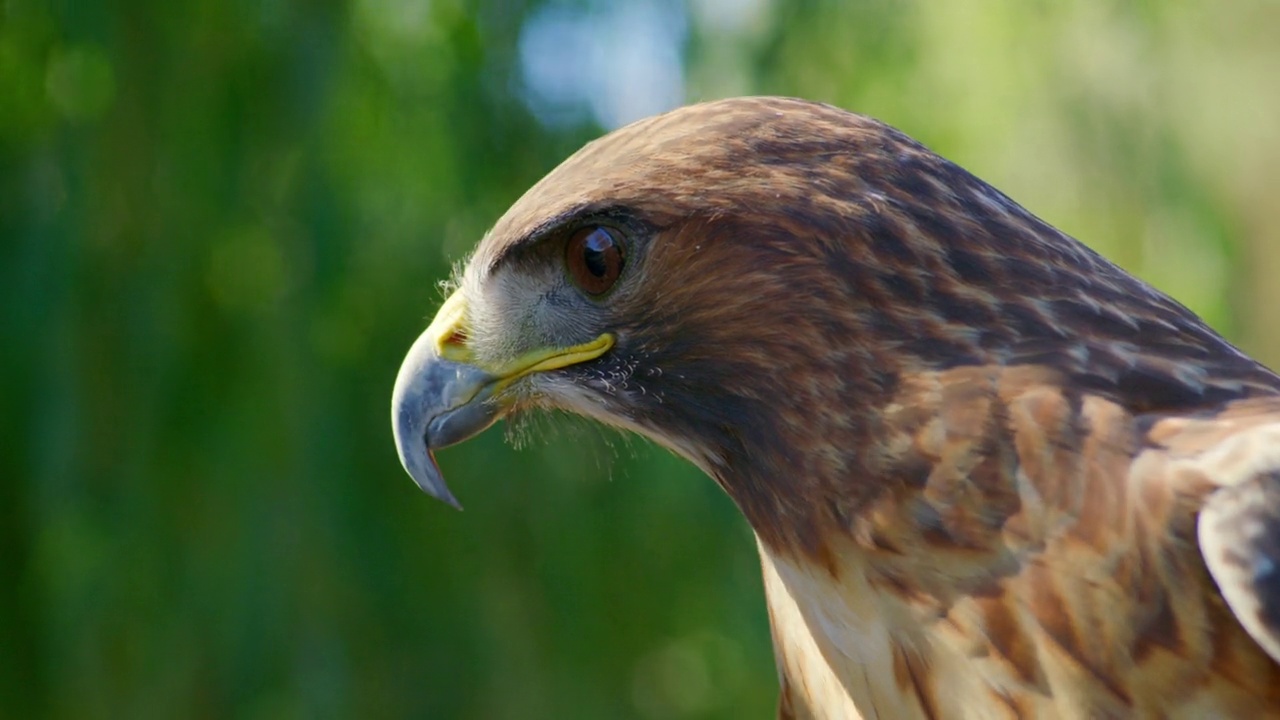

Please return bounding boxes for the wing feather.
[1199,467,1280,663]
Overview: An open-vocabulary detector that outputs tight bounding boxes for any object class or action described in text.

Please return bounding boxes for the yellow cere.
[427,291,472,360]
[427,291,615,389]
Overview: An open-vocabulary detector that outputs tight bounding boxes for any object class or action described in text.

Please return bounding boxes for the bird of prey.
[391,97,1280,718]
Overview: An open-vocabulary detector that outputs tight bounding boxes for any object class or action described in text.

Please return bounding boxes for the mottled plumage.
[392,97,1280,718]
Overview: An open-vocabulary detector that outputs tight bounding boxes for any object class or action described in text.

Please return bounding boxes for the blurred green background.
[4,0,1280,717]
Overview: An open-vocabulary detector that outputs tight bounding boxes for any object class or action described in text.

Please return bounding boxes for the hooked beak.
[391,291,614,507]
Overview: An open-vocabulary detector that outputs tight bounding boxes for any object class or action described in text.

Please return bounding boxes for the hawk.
[391,97,1280,718]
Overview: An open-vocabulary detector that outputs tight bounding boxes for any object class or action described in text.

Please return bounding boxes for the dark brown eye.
[566,226,625,296]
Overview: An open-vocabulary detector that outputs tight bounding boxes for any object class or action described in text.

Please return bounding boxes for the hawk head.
[391,96,1276,554]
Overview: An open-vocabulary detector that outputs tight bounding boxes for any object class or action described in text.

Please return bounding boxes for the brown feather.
[448,97,1280,718]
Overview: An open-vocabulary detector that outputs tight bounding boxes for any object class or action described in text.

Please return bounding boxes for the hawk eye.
[566,225,625,296]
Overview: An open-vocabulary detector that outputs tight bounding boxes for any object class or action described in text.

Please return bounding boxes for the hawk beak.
[390,290,614,507]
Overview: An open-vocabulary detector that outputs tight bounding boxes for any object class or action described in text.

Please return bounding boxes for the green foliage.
[3,0,1278,717]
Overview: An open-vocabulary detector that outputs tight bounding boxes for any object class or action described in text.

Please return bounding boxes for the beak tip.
[415,456,464,510]
[425,487,465,511]
[397,437,465,509]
